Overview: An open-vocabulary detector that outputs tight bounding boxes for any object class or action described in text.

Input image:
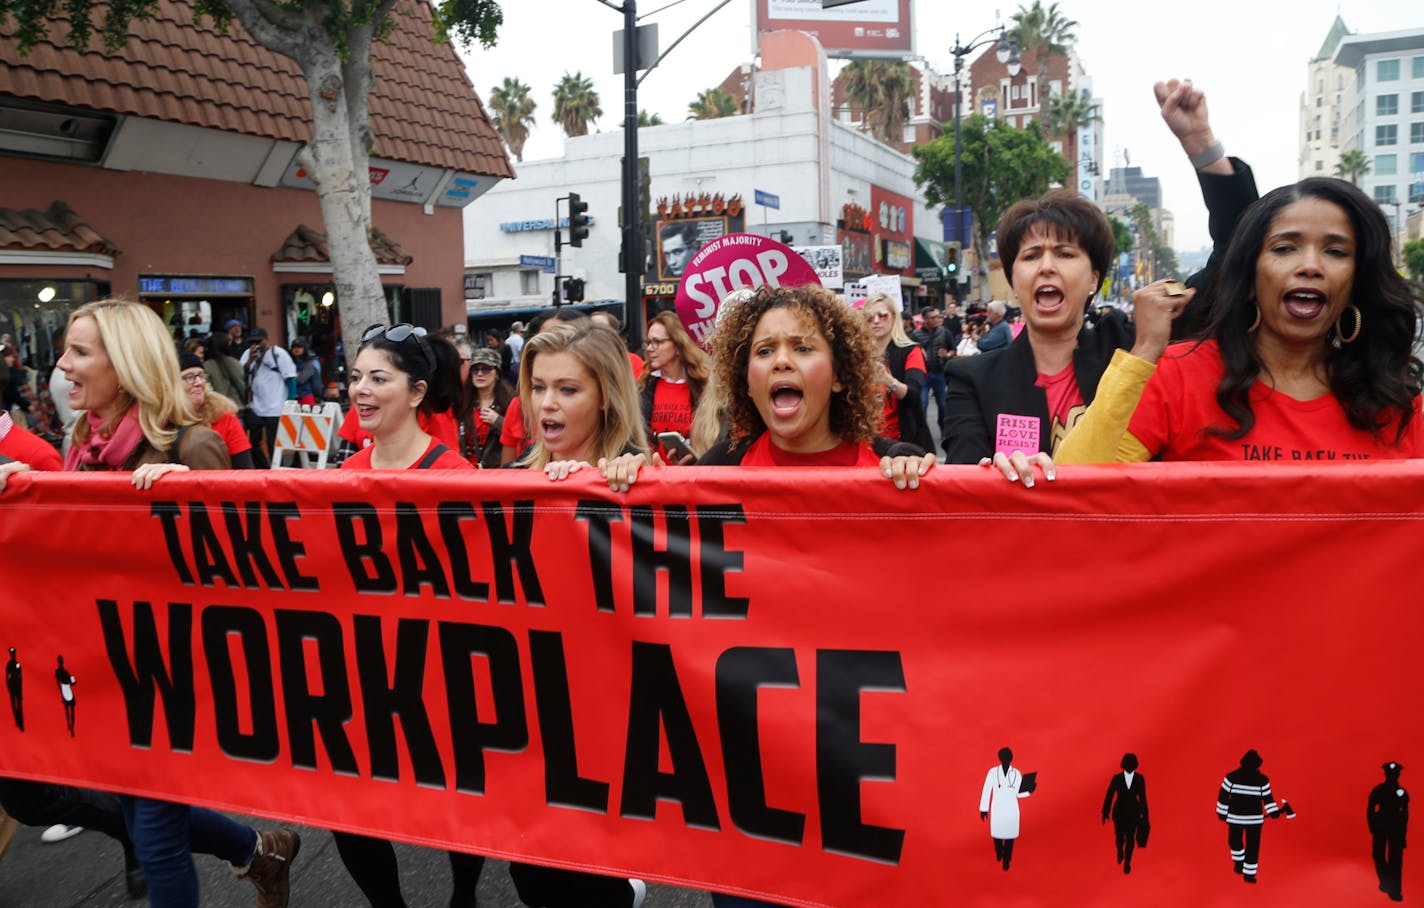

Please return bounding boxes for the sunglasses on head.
[362,323,435,374]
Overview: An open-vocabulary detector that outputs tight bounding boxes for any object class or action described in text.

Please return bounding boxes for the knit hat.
[179,353,204,372]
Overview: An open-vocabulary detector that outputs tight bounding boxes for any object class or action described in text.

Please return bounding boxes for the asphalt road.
[0,818,715,908]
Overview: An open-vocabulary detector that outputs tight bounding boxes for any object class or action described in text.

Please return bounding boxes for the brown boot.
[238,829,301,908]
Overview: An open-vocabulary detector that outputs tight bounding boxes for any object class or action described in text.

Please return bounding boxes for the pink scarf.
[64,408,145,471]
[0,411,11,444]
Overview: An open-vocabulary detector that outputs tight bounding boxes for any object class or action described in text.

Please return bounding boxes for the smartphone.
[657,431,699,464]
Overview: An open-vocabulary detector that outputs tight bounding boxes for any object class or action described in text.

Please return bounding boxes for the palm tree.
[552,71,602,137]
[840,60,916,144]
[488,77,536,162]
[687,88,738,120]
[1335,149,1371,186]
[1010,0,1079,128]
[637,109,664,127]
[1044,88,1100,139]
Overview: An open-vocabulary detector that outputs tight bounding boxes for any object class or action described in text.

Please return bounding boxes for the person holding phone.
[639,310,710,464]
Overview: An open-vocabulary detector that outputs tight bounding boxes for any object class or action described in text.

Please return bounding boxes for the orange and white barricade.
[270,401,342,469]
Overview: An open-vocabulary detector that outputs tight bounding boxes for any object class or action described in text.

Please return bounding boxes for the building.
[967,44,1103,205]
[1103,165,1174,289]
[1334,26,1424,218]
[0,0,512,379]
[1298,16,1354,180]
[463,30,949,329]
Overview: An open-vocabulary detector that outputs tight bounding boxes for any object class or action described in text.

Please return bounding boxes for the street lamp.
[950,26,1020,301]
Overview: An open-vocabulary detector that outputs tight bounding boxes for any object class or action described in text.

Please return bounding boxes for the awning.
[914,237,946,285]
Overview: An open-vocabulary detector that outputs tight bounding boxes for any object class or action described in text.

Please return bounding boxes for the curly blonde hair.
[711,284,881,447]
[67,300,198,452]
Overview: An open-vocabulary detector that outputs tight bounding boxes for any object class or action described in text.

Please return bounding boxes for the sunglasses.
[472,364,496,375]
[866,311,893,323]
[362,323,435,374]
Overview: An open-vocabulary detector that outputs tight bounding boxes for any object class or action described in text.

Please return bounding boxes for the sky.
[459,0,1422,251]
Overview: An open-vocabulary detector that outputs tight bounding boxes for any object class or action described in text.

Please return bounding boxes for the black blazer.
[1174,157,1260,339]
[1103,772,1149,827]
[884,342,933,452]
[942,310,1133,463]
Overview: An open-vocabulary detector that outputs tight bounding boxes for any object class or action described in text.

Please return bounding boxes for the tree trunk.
[224,0,391,375]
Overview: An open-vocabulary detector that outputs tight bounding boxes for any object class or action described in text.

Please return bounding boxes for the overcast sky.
[460,0,1422,250]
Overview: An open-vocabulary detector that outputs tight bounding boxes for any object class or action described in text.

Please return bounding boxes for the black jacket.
[942,310,1133,463]
[1175,157,1260,339]
[884,342,934,452]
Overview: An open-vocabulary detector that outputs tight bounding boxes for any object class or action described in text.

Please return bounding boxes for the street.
[0,818,714,908]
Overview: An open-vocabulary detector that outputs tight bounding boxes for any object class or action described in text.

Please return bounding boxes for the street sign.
[754,189,780,210]
[519,254,556,274]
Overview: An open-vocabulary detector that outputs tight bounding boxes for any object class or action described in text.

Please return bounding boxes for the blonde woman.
[861,293,933,450]
[639,310,711,462]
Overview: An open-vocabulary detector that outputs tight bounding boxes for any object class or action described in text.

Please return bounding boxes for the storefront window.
[137,275,254,343]
[0,279,109,369]
[281,283,403,389]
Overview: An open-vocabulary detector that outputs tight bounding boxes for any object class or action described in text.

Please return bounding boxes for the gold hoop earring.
[1247,305,1260,333]
[1336,304,1362,345]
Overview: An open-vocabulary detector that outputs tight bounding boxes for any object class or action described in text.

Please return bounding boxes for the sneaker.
[237,829,301,908]
[629,879,647,908]
[40,824,83,843]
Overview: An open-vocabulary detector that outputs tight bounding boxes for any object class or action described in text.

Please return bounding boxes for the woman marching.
[330,322,487,907]
[860,293,934,451]
[639,310,711,462]
[455,344,514,468]
[180,352,255,468]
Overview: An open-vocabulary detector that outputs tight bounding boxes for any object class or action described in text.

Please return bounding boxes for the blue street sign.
[520,254,556,273]
[754,189,780,210]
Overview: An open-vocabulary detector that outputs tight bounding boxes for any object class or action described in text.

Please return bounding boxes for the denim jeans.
[119,796,257,908]
[921,370,947,423]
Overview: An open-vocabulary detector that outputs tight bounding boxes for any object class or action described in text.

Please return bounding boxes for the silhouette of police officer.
[1368,761,1408,902]
[1103,753,1149,873]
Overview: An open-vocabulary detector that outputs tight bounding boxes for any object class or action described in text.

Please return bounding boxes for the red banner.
[0,464,1419,906]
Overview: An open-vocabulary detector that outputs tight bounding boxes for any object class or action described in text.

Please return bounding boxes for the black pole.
[952,37,963,305]
[622,0,644,349]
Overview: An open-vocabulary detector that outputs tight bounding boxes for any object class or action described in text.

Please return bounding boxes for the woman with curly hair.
[1057,177,1423,463]
[700,283,932,482]
[639,309,711,461]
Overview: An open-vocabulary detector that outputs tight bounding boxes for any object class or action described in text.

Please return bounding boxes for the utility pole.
[620,0,643,349]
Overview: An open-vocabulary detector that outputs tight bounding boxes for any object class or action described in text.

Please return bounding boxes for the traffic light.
[563,277,585,303]
[568,193,590,248]
[945,242,961,276]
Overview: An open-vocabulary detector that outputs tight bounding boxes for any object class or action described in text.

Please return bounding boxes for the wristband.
[1189,141,1225,170]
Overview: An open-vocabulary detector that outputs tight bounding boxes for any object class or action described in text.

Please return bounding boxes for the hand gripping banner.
[0,463,1419,906]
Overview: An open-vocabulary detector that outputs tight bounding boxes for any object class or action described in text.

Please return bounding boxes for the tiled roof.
[0,0,514,178]
[0,201,120,255]
[273,224,413,266]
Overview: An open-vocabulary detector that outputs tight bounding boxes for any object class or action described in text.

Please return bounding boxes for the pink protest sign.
[995,413,1040,457]
[674,233,821,347]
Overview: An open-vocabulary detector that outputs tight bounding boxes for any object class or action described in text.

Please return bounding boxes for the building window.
[1376,154,1397,175]
[1413,92,1424,114]
[1414,56,1424,79]
[1377,124,1398,146]
[1378,94,1399,116]
[1411,181,1424,204]
[519,270,539,295]
[1373,185,1398,203]
[1378,59,1400,82]
[1412,152,1424,175]
[1412,122,1424,144]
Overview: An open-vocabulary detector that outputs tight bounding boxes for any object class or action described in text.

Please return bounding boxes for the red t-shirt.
[500,396,526,454]
[340,437,475,470]
[649,379,694,458]
[0,421,62,471]
[739,433,879,467]
[1034,363,1086,454]
[340,408,460,451]
[1129,339,1424,461]
[878,345,926,440]
[627,351,645,377]
[210,411,252,456]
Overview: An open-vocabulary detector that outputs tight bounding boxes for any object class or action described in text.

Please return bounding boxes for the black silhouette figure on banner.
[980,747,1034,871]
[5,646,22,731]
[1368,761,1408,902]
[54,655,76,737]
[1102,752,1149,874]
[1217,749,1283,884]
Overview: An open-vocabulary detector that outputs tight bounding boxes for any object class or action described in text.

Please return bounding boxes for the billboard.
[655,217,736,284]
[753,0,914,59]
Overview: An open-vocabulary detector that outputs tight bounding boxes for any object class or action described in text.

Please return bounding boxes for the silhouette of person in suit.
[1368,761,1408,902]
[5,646,22,731]
[1103,752,1149,873]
